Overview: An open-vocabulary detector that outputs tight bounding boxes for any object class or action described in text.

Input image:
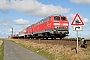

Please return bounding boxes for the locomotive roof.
[51,14,62,16]
[33,15,66,26]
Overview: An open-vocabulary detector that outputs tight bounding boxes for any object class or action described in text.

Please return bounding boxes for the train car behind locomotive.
[18,14,69,39]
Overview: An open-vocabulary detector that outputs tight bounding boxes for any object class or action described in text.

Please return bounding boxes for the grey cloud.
[13,18,30,25]
[0,0,70,17]
[70,0,90,4]
[0,18,13,28]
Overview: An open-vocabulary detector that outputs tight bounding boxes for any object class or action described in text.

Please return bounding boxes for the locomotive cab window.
[54,16,60,20]
[61,17,66,20]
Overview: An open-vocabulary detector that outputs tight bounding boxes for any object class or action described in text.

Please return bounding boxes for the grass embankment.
[0,40,4,60]
[11,40,55,60]
[11,39,90,60]
[19,43,55,60]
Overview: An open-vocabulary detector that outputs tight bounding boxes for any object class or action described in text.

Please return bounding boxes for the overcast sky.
[0,0,90,38]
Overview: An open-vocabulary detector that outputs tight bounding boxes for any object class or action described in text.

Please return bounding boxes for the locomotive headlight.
[55,26,57,28]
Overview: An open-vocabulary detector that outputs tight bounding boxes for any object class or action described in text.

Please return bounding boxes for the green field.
[0,41,4,60]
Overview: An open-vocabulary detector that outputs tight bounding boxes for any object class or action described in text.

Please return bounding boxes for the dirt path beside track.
[4,40,48,60]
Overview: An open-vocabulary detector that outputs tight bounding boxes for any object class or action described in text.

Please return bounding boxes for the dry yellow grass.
[0,40,3,46]
[11,39,90,60]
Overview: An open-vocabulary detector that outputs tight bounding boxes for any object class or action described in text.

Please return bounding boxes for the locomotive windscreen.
[54,16,60,20]
[61,17,66,20]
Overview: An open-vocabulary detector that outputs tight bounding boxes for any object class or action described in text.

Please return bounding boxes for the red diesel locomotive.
[18,14,69,39]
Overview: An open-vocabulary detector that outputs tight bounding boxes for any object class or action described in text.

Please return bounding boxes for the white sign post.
[71,13,84,54]
[76,30,78,53]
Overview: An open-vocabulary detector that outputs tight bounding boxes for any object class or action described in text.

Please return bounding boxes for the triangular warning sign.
[71,13,84,26]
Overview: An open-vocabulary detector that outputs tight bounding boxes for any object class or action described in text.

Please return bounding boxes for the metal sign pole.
[76,30,78,54]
